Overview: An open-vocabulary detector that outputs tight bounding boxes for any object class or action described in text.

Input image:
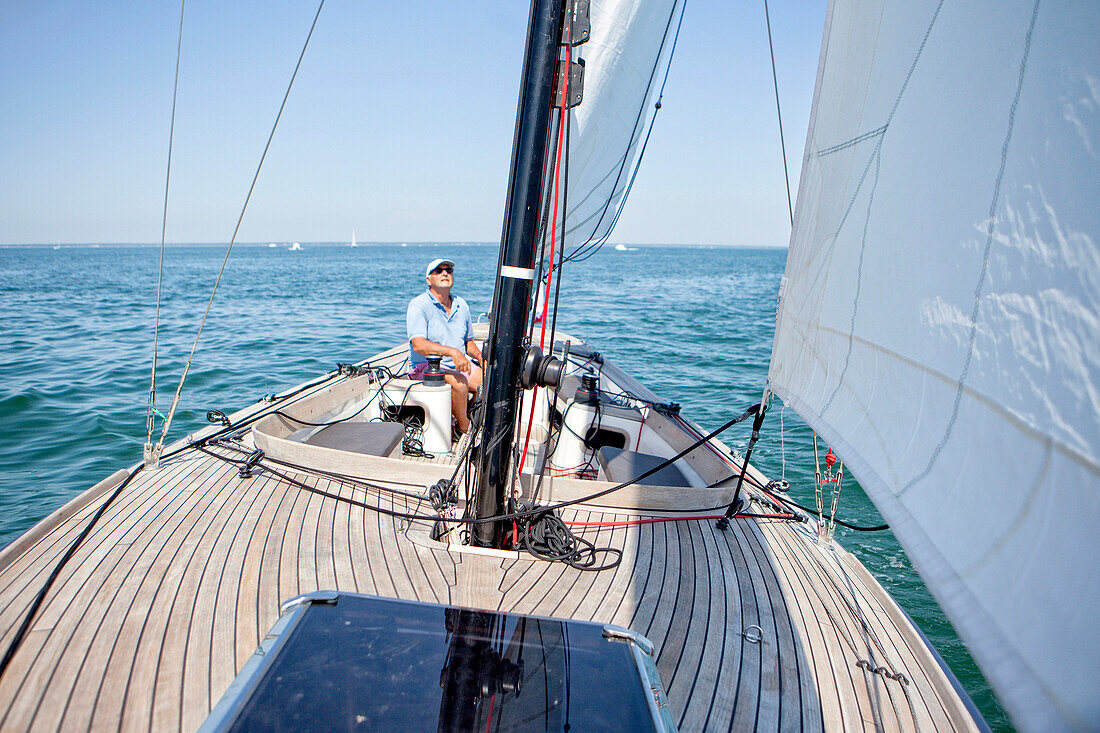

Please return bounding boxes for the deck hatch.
[202,592,674,732]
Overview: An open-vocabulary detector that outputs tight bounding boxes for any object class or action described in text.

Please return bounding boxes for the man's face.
[427,263,454,289]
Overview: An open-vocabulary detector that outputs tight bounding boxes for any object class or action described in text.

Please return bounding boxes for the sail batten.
[770,1,1100,730]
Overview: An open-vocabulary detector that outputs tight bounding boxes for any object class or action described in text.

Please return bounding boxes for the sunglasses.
[431,265,454,275]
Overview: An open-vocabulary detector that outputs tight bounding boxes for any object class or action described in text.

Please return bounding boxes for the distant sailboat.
[350,230,358,247]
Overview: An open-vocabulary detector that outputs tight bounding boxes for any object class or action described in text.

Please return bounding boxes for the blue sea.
[0,242,1009,729]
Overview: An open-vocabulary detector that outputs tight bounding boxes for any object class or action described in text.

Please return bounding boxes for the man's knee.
[444,373,470,395]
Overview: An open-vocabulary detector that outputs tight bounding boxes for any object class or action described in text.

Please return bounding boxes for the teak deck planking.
[0,446,979,731]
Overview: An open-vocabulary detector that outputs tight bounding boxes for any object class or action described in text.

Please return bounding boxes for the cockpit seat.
[294,422,405,457]
[596,446,692,487]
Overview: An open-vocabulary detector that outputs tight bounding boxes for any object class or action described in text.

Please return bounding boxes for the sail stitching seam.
[820,0,944,257]
[818,0,946,416]
[902,0,1042,495]
[821,147,882,416]
[814,0,944,417]
[814,125,887,158]
[802,322,1099,478]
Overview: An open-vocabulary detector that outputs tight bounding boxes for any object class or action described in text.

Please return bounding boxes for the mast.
[471,0,566,547]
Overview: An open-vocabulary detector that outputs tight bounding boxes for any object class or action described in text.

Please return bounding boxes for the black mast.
[471,0,566,547]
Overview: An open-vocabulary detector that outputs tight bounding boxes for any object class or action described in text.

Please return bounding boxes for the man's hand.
[451,348,471,373]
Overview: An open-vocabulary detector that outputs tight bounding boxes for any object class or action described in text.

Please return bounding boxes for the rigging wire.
[271,369,396,427]
[2,6,333,678]
[779,403,787,482]
[538,36,570,351]
[154,0,326,456]
[763,0,794,226]
[564,513,793,527]
[147,0,187,452]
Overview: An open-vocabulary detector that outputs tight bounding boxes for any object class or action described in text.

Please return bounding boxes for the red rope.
[564,513,794,528]
[484,693,495,733]
[517,33,571,477]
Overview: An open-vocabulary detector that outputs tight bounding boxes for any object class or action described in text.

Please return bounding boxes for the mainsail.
[545,0,682,261]
[769,1,1099,730]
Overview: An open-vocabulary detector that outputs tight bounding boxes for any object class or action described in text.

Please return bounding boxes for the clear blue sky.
[0,1,824,247]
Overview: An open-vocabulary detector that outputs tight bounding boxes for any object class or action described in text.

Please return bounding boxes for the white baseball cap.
[425,258,455,278]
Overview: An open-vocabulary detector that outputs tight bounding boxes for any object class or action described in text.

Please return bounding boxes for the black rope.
[273,368,397,427]
[450,403,761,521]
[768,492,889,532]
[716,404,766,529]
[515,511,621,571]
[202,440,429,498]
[699,450,890,531]
[200,400,763,529]
[248,365,431,459]
[201,396,799,578]
[0,466,143,680]
[172,366,364,455]
[400,417,434,459]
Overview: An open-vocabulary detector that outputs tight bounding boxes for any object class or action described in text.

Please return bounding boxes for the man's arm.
[411,337,471,372]
[460,300,481,365]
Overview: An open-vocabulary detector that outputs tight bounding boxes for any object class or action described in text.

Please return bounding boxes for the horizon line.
[1,241,790,250]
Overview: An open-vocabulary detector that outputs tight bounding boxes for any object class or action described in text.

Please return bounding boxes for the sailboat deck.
[0,447,978,731]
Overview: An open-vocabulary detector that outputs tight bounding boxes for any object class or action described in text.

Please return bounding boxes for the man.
[406,257,483,434]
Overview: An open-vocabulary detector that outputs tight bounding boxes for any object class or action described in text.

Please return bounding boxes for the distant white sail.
[545,0,681,261]
[769,2,1099,730]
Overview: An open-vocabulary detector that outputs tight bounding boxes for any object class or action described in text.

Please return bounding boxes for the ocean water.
[0,243,1009,729]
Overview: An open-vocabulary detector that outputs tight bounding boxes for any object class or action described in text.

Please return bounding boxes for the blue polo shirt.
[406,290,474,368]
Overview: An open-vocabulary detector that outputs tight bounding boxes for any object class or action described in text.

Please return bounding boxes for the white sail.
[551,0,681,260]
[769,1,1099,730]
